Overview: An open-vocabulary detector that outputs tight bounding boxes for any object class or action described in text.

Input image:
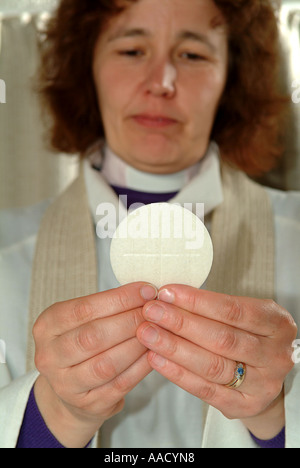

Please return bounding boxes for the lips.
[131,114,179,128]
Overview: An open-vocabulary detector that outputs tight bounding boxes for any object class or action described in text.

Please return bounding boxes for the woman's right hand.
[33,282,158,448]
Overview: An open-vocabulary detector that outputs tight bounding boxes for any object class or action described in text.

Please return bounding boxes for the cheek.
[183,71,225,121]
[95,65,137,120]
[94,70,114,115]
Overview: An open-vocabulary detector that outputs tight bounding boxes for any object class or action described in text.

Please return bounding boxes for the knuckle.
[32,309,51,341]
[281,312,298,338]
[171,312,185,334]
[223,296,244,323]
[291,321,299,341]
[75,323,99,353]
[168,362,186,385]
[264,299,277,311]
[198,382,217,402]
[113,373,132,395]
[71,300,95,325]
[34,348,49,373]
[32,317,43,341]
[277,308,293,328]
[113,287,134,312]
[279,347,296,374]
[131,308,144,330]
[287,351,296,372]
[92,355,117,382]
[185,292,197,311]
[267,301,297,335]
[206,355,226,382]
[217,328,237,355]
[164,337,179,358]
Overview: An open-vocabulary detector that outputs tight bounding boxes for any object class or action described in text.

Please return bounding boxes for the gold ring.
[225,362,246,389]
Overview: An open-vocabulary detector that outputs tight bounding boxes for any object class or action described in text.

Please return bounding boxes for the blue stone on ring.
[226,362,246,389]
[235,363,245,379]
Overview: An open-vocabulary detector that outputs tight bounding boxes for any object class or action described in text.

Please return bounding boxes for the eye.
[119,49,144,58]
[181,52,207,62]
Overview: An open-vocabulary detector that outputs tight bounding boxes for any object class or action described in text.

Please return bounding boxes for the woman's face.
[93,0,228,174]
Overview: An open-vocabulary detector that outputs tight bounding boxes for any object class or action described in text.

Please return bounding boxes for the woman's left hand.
[137,285,297,435]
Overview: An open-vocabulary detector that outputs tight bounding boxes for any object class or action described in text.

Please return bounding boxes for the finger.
[39,282,157,336]
[146,352,264,420]
[141,301,267,367]
[157,285,282,337]
[61,338,148,393]
[137,322,262,393]
[76,353,153,417]
[138,322,235,384]
[52,308,146,367]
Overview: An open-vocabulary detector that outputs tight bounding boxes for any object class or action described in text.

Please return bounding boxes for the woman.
[0,0,299,448]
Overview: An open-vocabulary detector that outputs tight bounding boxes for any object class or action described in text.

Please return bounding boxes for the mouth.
[131,114,179,129]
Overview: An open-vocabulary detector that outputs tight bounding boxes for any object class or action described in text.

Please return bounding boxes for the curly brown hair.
[38,0,288,175]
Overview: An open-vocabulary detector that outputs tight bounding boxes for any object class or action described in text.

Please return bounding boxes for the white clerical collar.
[84,141,224,225]
[100,145,201,194]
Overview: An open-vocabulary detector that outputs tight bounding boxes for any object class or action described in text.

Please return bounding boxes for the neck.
[101,145,200,194]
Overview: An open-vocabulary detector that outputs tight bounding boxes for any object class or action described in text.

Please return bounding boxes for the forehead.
[103,0,227,41]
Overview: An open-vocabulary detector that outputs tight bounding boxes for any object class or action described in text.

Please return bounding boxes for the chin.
[130,150,183,174]
[126,135,185,173]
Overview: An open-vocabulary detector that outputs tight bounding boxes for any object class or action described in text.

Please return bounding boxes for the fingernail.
[142,325,159,344]
[140,284,158,301]
[145,303,165,322]
[158,288,175,304]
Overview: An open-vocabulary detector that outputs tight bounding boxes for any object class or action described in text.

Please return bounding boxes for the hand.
[33,282,157,448]
[137,285,297,438]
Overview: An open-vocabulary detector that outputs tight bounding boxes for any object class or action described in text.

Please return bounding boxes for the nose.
[146,60,177,98]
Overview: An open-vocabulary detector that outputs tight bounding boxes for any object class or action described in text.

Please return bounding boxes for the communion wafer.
[110,203,213,289]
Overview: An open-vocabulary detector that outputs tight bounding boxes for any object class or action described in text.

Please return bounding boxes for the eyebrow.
[107,28,151,42]
[177,30,217,54]
[107,28,218,54]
